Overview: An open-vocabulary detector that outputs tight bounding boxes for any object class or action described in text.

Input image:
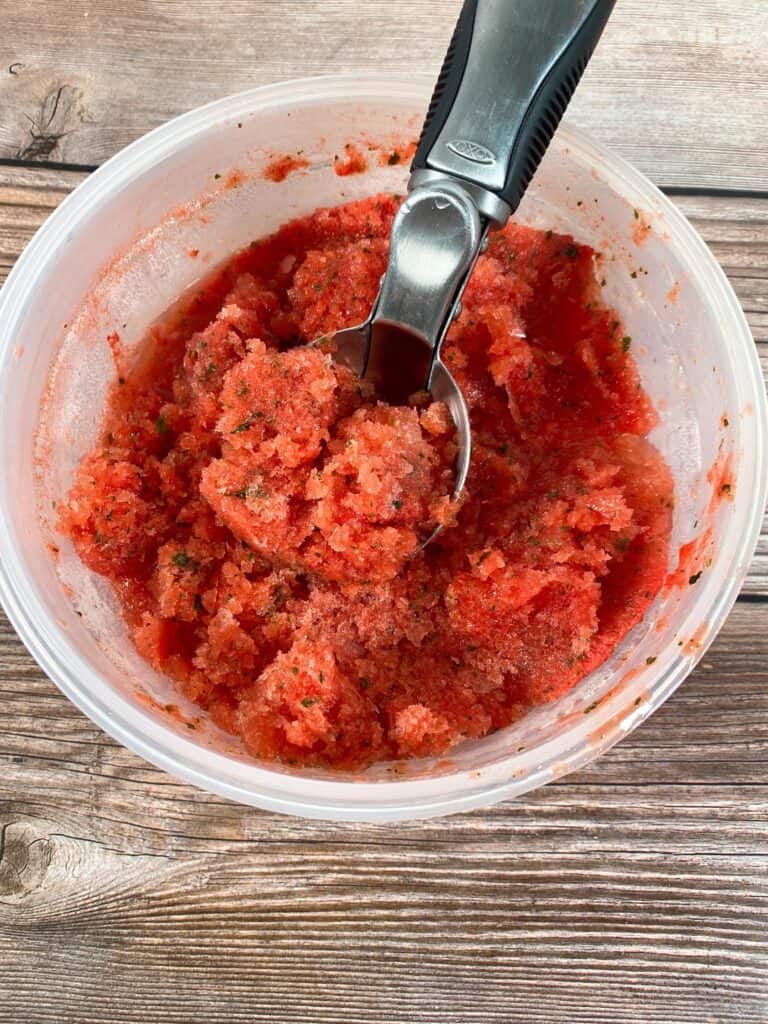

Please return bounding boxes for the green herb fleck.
[621,335,632,353]
[688,571,703,585]
[301,697,316,708]
[646,656,657,665]
[392,499,403,511]
[564,244,579,259]
[232,411,263,433]
[155,414,169,434]
[584,701,599,714]
[387,151,401,166]
[171,551,197,569]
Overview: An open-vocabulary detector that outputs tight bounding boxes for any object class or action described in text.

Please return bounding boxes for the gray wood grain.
[0,598,767,1024]
[0,0,767,191]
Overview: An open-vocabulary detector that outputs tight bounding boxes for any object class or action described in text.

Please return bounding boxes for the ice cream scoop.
[314,0,616,538]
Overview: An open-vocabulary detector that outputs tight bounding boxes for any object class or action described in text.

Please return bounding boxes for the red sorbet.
[59,194,673,769]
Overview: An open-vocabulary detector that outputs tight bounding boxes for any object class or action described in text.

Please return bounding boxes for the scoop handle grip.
[412,0,616,216]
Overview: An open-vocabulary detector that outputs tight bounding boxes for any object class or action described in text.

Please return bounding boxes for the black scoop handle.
[412,0,616,215]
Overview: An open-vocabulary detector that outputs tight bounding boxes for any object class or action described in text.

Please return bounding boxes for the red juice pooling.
[59,194,673,770]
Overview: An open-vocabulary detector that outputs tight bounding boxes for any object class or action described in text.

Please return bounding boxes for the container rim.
[0,73,765,821]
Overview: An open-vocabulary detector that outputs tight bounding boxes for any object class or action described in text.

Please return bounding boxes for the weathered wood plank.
[0,601,767,1024]
[0,0,767,191]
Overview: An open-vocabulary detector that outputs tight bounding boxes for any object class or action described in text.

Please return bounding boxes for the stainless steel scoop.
[317,0,616,515]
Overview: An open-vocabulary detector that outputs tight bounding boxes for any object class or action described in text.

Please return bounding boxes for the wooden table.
[1,3,766,1021]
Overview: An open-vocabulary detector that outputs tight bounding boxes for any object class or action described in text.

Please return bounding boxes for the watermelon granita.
[58,193,673,770]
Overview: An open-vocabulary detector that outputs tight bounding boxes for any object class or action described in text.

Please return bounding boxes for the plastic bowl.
[0,75,765,821]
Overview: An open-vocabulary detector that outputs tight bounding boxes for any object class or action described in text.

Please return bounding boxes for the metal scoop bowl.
[315,178,488,503]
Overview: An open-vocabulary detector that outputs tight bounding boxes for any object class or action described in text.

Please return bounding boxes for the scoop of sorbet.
[200,342,458,584]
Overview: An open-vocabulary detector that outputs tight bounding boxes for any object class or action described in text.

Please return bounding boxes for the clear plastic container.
[0,75,765,821]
